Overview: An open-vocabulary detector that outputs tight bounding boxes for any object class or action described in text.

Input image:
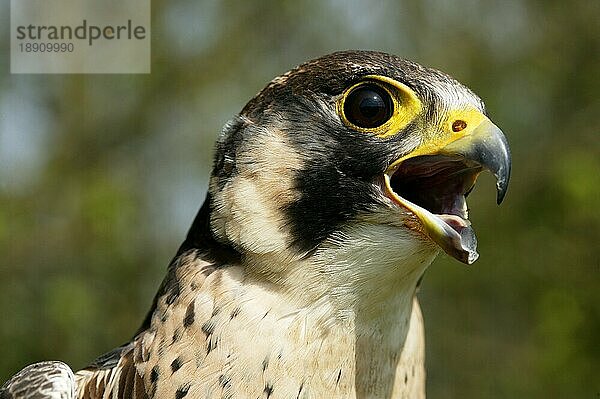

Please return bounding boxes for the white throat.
[308,222,437,397]
[307,220,438,316]
[243,219,437,394]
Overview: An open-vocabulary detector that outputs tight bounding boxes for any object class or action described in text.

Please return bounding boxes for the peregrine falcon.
[1,50,511,399]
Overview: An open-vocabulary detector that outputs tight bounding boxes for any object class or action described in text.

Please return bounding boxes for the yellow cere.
[386,107,490,174]
[338,75,423,137]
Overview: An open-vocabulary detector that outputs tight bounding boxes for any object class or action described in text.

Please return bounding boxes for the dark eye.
[344,84,393,129]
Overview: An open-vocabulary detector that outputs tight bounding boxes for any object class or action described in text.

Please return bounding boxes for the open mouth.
[384,155,484,264]
[380,116,510,264]
[389,155,482,233]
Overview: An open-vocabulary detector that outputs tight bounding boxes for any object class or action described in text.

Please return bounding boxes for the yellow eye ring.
[338,75,423,138]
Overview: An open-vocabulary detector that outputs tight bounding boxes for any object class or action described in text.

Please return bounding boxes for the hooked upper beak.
[440,118,511,205]
[384,115,511,264]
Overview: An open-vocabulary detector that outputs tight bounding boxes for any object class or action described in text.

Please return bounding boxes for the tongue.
[435,214,479,264]
[438,214,470,231]
[432,214,479,265]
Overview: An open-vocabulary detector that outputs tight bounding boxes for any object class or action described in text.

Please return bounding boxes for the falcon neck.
[243,244,430,398]
[238,220,436,397]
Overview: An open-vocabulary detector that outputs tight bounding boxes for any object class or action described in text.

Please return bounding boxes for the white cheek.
[210,125,303,255]
[226,178,288,253]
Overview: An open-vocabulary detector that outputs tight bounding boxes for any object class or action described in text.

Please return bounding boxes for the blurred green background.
[1,0,598,397]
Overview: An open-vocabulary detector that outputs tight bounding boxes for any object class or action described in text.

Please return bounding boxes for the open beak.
[384,116,511,264]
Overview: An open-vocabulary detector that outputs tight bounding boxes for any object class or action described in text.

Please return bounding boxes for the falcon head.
[184,50,511,279]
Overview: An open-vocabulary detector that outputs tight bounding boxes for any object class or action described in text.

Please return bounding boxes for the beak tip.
[494,165,511,205]
[496,183,508,204]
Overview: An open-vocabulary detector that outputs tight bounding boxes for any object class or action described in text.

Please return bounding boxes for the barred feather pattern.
[0,361,76,399]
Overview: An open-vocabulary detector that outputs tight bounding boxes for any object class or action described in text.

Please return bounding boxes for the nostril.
[452,120,467,132]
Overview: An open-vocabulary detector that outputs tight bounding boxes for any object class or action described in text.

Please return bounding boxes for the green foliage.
[1,0,598,397]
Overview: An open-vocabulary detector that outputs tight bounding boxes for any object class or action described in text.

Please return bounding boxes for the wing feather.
[75,342,148,399]
[0,361,76,399]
